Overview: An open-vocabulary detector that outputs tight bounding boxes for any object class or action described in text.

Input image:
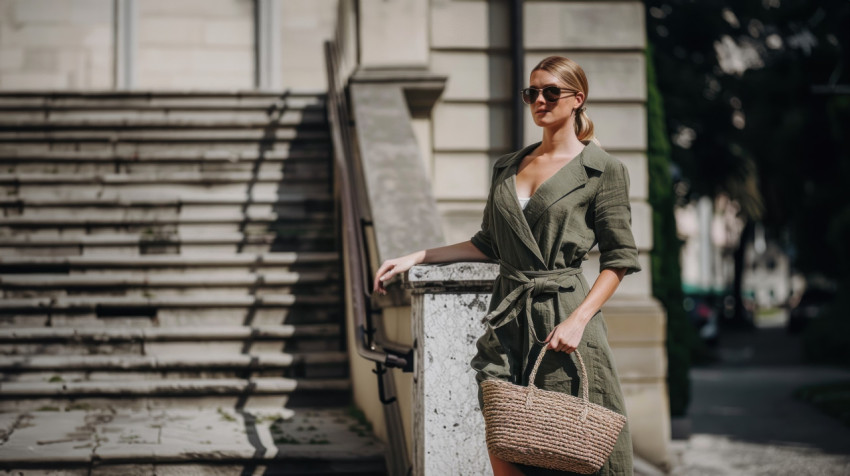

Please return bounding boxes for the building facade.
[0,0,670,471]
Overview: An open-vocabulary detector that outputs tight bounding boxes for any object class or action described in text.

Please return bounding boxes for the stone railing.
[404,262,499,475]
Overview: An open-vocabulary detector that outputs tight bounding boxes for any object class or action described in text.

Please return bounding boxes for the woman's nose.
[535,93,547,106]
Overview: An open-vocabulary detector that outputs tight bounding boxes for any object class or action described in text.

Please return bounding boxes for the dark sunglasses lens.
[521,88,537,104]
[543,87,562,102]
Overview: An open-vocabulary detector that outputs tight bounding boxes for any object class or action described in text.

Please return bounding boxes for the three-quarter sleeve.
[470,167,500,261]
[593,160,642,275]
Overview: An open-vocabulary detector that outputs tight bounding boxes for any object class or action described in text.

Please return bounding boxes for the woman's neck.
[538,121,584,159]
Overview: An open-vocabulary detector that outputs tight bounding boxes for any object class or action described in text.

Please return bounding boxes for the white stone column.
[256,0,281,90]
[114,0,136,90]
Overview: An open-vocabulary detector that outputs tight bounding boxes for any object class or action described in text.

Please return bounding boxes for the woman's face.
[527,69,585,129]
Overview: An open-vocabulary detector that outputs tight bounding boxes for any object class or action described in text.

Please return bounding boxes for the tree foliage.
[646,0,850,259]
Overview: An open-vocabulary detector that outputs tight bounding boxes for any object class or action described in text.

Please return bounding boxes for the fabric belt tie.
[483,261,582,345]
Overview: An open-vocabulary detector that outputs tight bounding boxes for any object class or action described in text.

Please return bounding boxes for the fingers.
[547,332,576,353]
[373,262,395,294]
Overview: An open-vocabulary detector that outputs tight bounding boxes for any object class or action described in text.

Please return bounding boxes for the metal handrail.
[324,2,413,474]
[324,39,411,372]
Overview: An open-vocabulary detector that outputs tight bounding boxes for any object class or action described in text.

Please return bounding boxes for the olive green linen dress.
[469,140,641,476]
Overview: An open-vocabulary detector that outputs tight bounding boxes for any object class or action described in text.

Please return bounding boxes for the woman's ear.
[574,91,586,110]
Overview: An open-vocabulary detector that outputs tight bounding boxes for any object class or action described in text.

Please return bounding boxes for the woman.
[373,56,641,476]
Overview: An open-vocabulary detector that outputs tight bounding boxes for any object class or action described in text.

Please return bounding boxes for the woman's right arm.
[372,240,491,295]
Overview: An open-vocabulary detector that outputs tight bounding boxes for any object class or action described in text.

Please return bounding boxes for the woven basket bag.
[481,347,627,474]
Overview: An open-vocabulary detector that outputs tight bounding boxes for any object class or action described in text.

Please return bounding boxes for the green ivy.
[646,43,700,417]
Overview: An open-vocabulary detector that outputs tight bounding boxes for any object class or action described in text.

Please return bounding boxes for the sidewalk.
[667,323,850,475]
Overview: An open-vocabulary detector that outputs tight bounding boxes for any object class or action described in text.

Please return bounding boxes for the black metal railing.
[324,1,412,474]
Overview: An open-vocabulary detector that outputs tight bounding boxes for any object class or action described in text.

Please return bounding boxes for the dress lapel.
[522,142,600,230]
[492,141,609,269]
[493,143,547,268]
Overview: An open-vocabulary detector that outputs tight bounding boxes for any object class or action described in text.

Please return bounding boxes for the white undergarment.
[518,196,531,209]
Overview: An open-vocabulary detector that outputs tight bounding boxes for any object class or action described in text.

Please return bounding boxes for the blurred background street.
[668,315,850,475]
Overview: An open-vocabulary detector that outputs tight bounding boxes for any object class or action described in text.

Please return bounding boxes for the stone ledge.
[403,262,498,293]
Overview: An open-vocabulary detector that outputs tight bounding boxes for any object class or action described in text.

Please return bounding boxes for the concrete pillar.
[405,263,499,476]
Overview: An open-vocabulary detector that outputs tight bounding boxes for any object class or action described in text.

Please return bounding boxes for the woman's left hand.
[545,316,586,353]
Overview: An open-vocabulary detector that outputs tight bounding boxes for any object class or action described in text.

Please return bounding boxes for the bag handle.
[526,346,590,421]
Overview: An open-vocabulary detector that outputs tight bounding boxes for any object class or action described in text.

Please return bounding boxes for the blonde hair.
[531,55,598,144]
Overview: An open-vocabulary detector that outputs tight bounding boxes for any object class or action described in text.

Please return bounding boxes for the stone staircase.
[0,92,386,475]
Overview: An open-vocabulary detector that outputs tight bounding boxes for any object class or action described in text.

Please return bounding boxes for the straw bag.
[480,347,627,474]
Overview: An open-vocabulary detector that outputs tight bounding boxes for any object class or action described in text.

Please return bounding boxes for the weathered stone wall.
[429,0,513,244]
[278,0,337,90]
[135,0,254,90]
[0,0,114,89]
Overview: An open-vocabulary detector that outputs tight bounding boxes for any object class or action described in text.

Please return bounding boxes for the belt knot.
[530,276,556,297]
[482,261,583,345]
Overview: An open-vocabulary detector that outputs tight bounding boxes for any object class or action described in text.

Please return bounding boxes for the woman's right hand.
[373,251,423,295]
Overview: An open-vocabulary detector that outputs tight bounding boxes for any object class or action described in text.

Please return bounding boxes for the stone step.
[0,376,350,399]
[0,191,332,207]
[0,129,330,144]
[0,110,325,128]
[0,294,339,313]
[2,307,342,328]
[0,324,339,342]
[0,98,328,115]
[0,89,324,102]
[0,232,336,256]
[1,142,329,155]
[0,210,333,227]
[0,271,336,289]
[0,324,342,356]
[0,185,333,204]
[0,272,340,298]
[0,407,386,474]
[23,222,333,239]
[0,388,351,413]
[0,351,348,372]
[0,146,330,164]
[0,101,327,112]
[0,252,338,269]
[0,170,330,186]
[3,162,327,177]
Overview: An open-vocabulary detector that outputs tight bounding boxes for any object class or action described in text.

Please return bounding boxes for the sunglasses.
[520,86,577,104]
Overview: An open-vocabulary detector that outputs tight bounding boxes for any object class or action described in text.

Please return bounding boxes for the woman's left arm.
[547,159,640,353]
[545,267,626,352]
